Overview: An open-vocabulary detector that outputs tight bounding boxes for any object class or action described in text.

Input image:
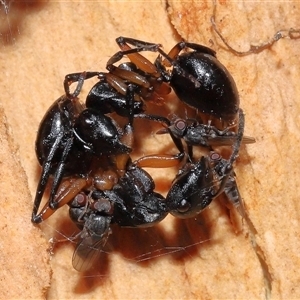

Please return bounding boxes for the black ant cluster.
[32,37,255,272]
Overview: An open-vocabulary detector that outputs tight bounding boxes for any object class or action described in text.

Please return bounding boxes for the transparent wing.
[207,135,255,146]
[224,174,246,217]
[72,228,111,272]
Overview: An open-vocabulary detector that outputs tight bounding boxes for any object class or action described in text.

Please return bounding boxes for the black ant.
[32,71,140,223]
[108,37,240,126]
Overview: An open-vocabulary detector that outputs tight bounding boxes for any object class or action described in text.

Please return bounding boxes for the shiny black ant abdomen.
[156,42,240,124]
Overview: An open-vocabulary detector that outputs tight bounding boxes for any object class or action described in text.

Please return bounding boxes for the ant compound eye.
[177,199,191,213]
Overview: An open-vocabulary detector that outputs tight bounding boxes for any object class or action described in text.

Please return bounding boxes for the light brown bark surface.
[0,1,299,299]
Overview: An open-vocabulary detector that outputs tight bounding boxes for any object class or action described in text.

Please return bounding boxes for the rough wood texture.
[0,1,299,299]
[0,104,51,299]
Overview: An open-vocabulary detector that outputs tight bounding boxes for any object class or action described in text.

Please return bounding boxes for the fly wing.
[207,135,255,146]
[72,227,111,272]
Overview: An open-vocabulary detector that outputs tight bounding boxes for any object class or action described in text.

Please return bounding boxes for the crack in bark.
[244,214,272,299]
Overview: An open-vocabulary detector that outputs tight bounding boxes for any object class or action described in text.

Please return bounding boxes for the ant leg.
[116,36,161,49]
[48,137,74,210]
[126,84,135,126]
[162,42,216,64]
[153,41,216,71]
[106,65,151,89]
[107,38,172,101]
[32,134,74,223]
[135,113,185,154]
[32,128,67,223]
[115,84,136,171]
[187,144,194,162]
[107,47,160,77]
[33,177,91,222]
[64,71,100,98]
[121,84,135,146]
[134,153,184,168]
[113,36,161,74]
[106,47,167,99]
[131,112,186,168]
